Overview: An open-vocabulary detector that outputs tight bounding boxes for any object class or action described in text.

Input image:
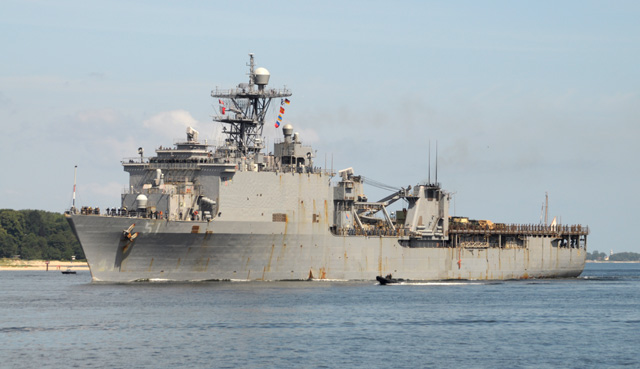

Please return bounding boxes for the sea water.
[1,263,638,368]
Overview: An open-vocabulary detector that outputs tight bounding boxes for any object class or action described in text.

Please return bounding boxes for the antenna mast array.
[211,53,292,158]
[427,140,439,186]
[545,192,549,225]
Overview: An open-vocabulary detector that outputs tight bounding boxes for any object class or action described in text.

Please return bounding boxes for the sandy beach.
[0,259,90,271]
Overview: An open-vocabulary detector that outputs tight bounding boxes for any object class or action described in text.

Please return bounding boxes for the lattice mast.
[211,53,291,158]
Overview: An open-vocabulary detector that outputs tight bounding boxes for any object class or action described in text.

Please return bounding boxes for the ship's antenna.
[211,53,291,158]
[545,191,548,225]
[72,165,78,213]
[248,53,255,90]
[428,140,431,185]
[435,140,438,185]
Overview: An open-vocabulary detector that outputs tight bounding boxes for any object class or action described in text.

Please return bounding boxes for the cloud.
[84,181,124,198]
[143,110,200,139]
[88,72,106,79]
[263,118,320,146]
[0,92,10,108]
[45,108,128,146]
[99,136,139,162]
[74,108,121,126]
[442,138,472,168]
[294,126,319,144]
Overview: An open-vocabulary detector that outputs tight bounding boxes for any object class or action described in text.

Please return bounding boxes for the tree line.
[587,250,640,261]
[0,209,84,260]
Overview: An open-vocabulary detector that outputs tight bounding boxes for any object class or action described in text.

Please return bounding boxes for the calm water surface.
[1,263,639,368]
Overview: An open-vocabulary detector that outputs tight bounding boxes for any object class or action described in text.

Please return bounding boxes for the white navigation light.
[254,67,270,85]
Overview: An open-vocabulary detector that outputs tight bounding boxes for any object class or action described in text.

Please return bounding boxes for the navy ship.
[66,54,589,282]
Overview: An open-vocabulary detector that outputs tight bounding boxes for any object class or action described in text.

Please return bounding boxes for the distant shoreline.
[586,260,640,263]
[0,259,90,271]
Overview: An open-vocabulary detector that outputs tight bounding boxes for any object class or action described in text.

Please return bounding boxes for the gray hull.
[68,214,586,282]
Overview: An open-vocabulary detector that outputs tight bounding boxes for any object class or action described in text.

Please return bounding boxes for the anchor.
[122,223,138,241]
[116,223,139,270]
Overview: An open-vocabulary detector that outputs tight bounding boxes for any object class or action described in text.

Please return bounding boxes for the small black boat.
[61,268,76,275]
[376,274,402,285]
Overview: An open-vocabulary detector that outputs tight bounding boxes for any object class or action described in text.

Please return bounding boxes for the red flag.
[279,107,285,114]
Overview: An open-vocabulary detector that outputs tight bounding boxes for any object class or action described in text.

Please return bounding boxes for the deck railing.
[449,223,589,236]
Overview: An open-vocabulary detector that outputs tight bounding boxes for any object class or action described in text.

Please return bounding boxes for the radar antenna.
[428,140,431,185]
[211,54,292,158]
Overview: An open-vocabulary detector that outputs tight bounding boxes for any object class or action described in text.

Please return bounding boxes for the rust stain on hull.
[266,244,275,272]
[324,200,328,225]
[277,243,287,262]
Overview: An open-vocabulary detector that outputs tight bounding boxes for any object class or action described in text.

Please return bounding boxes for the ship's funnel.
[254,67,270,86]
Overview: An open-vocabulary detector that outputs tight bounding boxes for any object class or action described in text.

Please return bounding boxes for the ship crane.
[354,181,411,232]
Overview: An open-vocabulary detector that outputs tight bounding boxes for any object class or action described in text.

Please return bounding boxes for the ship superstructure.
[67,54,589,282]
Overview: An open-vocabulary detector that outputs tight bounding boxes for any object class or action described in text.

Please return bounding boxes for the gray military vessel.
[66,54,589,282]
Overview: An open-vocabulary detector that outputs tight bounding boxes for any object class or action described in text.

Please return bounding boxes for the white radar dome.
[136,194,148,209]
[282,124,294,137]
[254,67,270,85]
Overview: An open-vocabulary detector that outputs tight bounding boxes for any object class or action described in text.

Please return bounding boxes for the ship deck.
[449,223,589,237]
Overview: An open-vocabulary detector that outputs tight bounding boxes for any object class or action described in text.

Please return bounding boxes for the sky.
[1,0,638,253]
